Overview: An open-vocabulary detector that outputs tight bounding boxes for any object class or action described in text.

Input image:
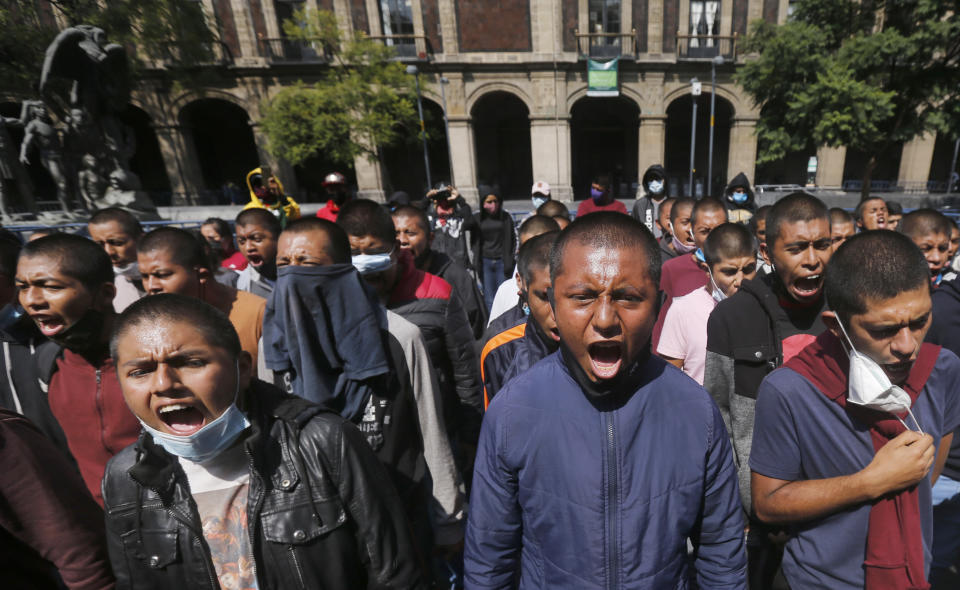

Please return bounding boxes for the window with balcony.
[378,0,416,58]
[689,0,720,47]
[588,0,622,58]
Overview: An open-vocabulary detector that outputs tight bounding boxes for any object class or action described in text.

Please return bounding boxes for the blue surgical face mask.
[694,248,706,263]
[532,196,548,210]
[648,179,664,195]
[139,363,251,463]
[708,270,727,303]
[352,250,393,275]
[731,190,749,205]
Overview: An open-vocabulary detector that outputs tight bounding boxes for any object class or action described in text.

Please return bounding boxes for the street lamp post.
[689,78,701,198]
[708,55,724,198]
[438,76,455,186]
[406,65,432,189]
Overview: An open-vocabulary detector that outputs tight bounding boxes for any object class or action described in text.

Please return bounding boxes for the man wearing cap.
[530,181,551,216]
[316,171,352,221]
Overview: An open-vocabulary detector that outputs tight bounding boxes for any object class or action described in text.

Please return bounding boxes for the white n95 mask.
[835,316,922,432]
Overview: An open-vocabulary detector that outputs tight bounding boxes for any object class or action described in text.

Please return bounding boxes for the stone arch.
[465,83,534,115]
[565,85,643,114]
[179,98,260,192]
[169,89,254,122]
[662,84,741,119]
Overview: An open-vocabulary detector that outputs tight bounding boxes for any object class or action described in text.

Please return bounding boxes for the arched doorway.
[119,105,172,203]
[570,96,639,200]
[381,97,450,199]
[664,93,733,198]
[471,91,532,200]
[179,98,260,193]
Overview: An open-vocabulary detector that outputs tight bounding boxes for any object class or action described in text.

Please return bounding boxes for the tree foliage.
[737,0,960,193]
[261,8,417,167]
[0,0,220,97]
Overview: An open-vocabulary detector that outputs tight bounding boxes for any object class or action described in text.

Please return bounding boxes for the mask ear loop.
[832,312,859,356]
[897,406,924,435]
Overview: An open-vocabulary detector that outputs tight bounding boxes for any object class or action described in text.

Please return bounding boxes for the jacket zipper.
[245,445,263,588]
[288,545,307,589]
[605,412,619,590]
[95,369,110,453]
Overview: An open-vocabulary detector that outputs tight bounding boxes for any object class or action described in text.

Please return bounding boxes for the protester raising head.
[855,196,888,231]
[16,233,139,504]
[899,208,953,282]
[829,207,856,252]
[750,229,956,590]
[234,207,282,297]
[104,293,423,589]
[549,212,661,382]
[761,191,832,304]
[704,192,832,584]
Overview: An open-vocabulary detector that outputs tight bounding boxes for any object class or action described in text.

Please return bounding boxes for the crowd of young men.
[2,180,960,590]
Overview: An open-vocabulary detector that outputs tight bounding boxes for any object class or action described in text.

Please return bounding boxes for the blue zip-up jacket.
[465,351,746,589]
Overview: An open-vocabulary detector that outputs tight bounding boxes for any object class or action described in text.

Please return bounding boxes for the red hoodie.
[48,350,140,506]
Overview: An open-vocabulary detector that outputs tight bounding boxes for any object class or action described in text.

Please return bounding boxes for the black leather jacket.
[102,381,424,590]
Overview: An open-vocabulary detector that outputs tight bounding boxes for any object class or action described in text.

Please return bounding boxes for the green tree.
[260,8,417,168]
[737,0,960,197]
[0,0,220,97]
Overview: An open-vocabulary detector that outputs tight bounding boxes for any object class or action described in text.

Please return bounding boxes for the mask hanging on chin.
[834,315,923,432]
[707,269,727,304]
[669,223,696,254]
[49,308,108,355]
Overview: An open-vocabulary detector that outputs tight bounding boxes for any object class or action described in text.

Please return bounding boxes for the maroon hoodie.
[48,349,140,506]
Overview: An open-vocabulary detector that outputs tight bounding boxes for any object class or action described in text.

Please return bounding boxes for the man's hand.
[862,430,934,498]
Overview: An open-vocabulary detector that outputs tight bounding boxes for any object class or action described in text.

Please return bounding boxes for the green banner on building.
[587,58,619,97]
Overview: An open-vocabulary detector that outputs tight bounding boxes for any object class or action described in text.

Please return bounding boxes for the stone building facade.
[19,0,955,207]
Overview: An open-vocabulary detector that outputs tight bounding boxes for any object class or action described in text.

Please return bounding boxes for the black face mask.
[559,340,650,405]
[331,190,350,206]
[0,304,39,343]
[49,308,108,355]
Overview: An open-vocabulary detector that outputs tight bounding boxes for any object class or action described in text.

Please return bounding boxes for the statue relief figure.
[0,113,35,221]
[77,153,106,210]
[19,101,72,214]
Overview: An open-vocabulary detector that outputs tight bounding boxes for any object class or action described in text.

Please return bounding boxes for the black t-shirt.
[480,215,504,259]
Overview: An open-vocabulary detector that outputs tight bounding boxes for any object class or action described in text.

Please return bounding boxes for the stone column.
[815,145,846,187]
[354,153,386,202]
[647,0,664,54]
[727,117,759,184]
[332,0,355,38]
[154,124,207,205]
[437,0,459,55]
[898,133,937,187]
[747,0,764,23]
[638,115,667,184]
[530,116,573,202]
[448,116,478,206]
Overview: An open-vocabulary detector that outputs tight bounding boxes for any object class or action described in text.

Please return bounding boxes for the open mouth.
[876,217,886,228]
[588,341,623,379]
[246,253,263,266]
[549,327,560,341]
[793,274,822,298]
[157,403,206,435]
[33,315,65,337]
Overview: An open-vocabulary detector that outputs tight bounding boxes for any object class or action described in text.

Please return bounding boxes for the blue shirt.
[750,350,960,589]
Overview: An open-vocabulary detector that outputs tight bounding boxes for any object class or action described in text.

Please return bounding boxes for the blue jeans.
[931,475,960,581]
[481,257,504,312]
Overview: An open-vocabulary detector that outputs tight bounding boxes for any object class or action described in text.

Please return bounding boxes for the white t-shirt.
[656,286,716,385]
[178,442,258,589]
[487,266,520,326]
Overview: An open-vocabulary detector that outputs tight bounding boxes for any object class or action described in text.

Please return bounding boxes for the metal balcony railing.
[259,38,332,63]
[365,34,433,61]
[160,41,233,67]
[574,30,637,59]
[676,33,738,61]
